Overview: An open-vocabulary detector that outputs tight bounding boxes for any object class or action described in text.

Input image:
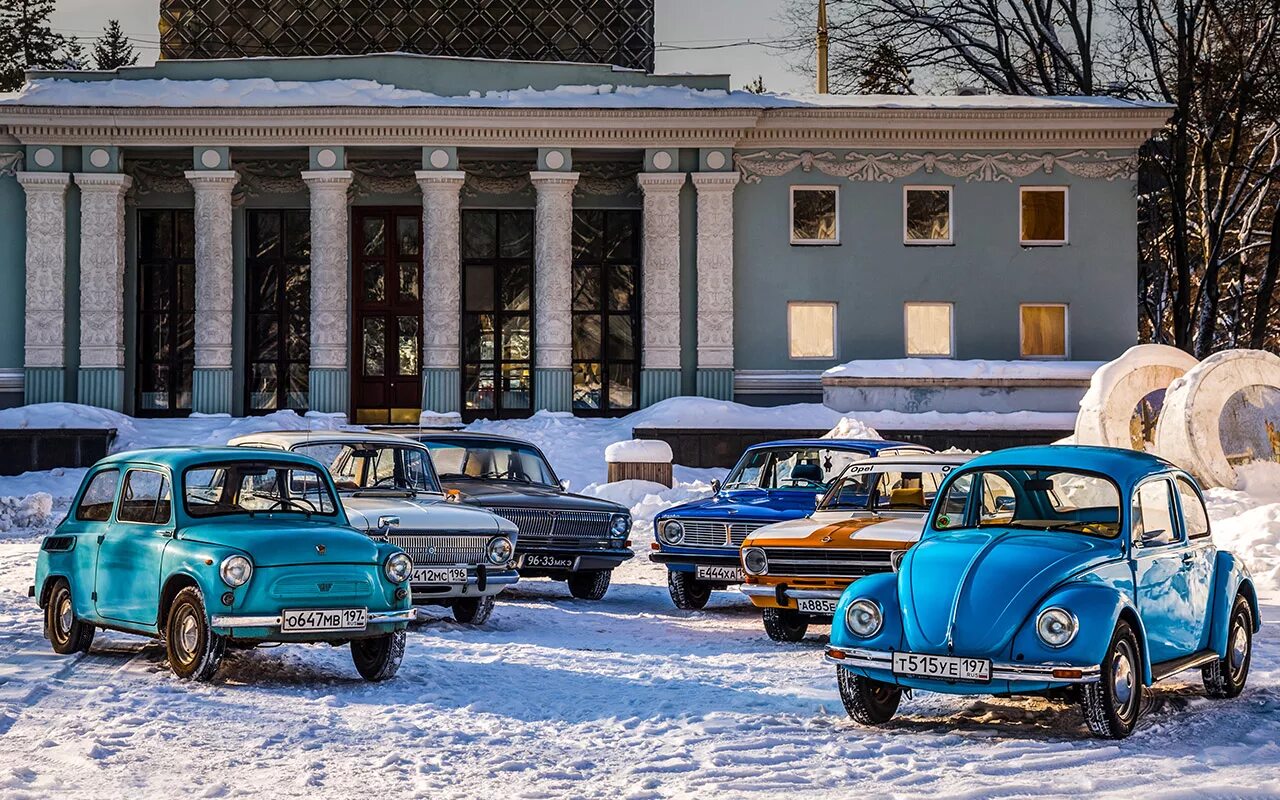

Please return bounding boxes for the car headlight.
[611,514,631,537]
[1036,607,1078,648]
[846,599,883,638]
[742,547,768,576]
[384,552,413,584]
[487,536,514,565]
[659,520,684,545]
[219,555,253,588]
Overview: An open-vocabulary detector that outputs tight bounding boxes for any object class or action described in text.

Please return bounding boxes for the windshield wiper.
[438,473,476,481]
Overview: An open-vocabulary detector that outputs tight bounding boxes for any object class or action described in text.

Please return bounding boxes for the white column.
[692,172,740,398]
[302,170,354,413]
[75,172,133,410]
[16,172,70,403]
[530,170,579,411]
[416,170,466,413]
[185,170,239,413]
[637,173,686,371]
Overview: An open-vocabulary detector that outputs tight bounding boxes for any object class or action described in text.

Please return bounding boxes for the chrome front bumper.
[210,608,418,629]
[411,570,519,599]
[740,585,844,601]
[824,645,1102,683]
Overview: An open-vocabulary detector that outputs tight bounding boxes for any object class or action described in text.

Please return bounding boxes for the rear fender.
[1209,551,1260,657]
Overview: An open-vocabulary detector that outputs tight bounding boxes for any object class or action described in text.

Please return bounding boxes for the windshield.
[723,447,869,491]
[292,442,439,494]
[820,465,951,512]
[932,468,1122,538]
[422,440,558,487]
[184,461,339,518]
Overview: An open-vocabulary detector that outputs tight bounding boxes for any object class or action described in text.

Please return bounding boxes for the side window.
[118,470,173,525]
[75,470,120,522]
[978,472,1017,524]
[935,472,973,527]
[1134,480,1178,547]
[1176,477,1211,540]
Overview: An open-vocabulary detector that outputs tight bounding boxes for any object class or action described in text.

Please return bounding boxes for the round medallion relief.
[315,148,338,169]
[544,150,566,170]
[705,151,727,170]
[200,149,222,169]
[651,151,673,171]
[89,149,111,169]
[429,149,451,169]
[33,148,55,168]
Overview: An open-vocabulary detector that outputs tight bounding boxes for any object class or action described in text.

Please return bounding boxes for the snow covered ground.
[1,400,1279,797]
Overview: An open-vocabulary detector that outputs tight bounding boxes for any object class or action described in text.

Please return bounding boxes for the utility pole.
[816,0,829,94]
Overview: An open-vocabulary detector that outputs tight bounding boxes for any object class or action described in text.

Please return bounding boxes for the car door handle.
[1181,553,1196,564]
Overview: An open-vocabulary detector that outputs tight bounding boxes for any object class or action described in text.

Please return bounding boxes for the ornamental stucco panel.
[417,171,465,370]
[693,172,740,370]
[302,170,354,371]
[17,172,69,368]
[531,171,579,370]
[637,173,685,370]
[733,149,1140,184]
[76,173,132,369]
[186,171,239,370]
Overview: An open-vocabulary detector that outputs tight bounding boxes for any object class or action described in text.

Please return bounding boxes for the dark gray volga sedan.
[402,432,634,600]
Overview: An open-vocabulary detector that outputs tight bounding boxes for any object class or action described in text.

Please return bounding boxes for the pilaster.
[692,172,740,401]
[301,169,354,414]
[638,172,686,406]
[16,172,70,404]
[186,170,239,414]
[74,172,132,410]
[416,170,466,413]
[530,170,579,412]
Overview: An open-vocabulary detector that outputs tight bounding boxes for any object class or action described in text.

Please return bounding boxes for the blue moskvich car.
[651,438,930,609]
[826,446,1258,738]
[32,448,417,682]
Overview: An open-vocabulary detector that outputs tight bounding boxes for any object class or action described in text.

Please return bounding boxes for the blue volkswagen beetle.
[826,445,1259,738]
[651,438,930,609]
[32,448,417,682]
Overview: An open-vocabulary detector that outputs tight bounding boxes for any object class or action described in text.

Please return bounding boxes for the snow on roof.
[0,77,1168,112]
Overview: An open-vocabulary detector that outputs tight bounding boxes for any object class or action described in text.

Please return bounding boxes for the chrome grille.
[677,519,768,548]
[761,548,895,579]
[388,534,488,566]
[492,508,613,545]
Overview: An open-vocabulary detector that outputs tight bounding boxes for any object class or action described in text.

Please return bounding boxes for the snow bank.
[822,417,882,440]
[824,358,1103,381]
[629,397,847,431]
[604,439,673,464]
[578,478,715,529]
[0,492,54,533]
[1207,463,1280,592]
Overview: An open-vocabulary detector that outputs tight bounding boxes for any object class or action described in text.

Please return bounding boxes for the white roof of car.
[844,453,978,471]
[227,430,425,450]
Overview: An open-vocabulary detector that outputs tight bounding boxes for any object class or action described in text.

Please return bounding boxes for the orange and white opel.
[740,454,975,642]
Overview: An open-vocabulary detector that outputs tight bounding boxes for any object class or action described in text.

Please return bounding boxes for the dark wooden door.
[351,208,423,425]
[571,209,641,416]
[135,209,196,417]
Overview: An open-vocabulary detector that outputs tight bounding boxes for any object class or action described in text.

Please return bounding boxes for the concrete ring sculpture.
[1074,344,1199,451]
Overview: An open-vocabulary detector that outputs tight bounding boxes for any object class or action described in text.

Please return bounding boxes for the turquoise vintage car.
[826,446,1259,738]
[32,448,416,682]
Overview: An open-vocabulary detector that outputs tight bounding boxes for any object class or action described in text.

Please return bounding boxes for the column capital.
[691,171,741,191]
[637,172,687,193]
[530,170,580,189]
[185,170,240,189]
[415,170,466,190]
[301,169,354,188]
[73,172,133,193]
[16,171,70,190]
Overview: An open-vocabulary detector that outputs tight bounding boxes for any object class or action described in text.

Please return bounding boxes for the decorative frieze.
[238,160,308,197]
[0,151,24,177]
[351,159,419,198]
[577,161,642,198]
[416,171,466,372]
[16,172,69,369]
[637,172,686,371]
[734,149,1140,184]
[531,171,580,372]
[75,172,132,370]
[186,170,239,370]
[462,160,536,198]
[125,159,191,197]
[692,172,739,371]
[302,170,355,372]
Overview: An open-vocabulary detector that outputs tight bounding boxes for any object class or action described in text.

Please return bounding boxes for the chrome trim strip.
[210,608,417,629]
[740,585,844,600]
[824,645,1101,683]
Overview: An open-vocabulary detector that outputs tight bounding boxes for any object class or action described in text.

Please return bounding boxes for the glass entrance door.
[245,210,311,413]
[135,209,196,417]
[571,209,640,415]
[461,210,534,420]
[351,208,423,424]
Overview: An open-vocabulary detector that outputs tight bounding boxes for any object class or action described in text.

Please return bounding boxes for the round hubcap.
[1111,642,1136,715]
[1229,621,1248,674]
[56,596,72,637]
[176,611,200,662]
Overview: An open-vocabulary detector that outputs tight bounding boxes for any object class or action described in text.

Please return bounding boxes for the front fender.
[830,572,901,651]
[1210,551,1261,657]
[1009,583,1155,685]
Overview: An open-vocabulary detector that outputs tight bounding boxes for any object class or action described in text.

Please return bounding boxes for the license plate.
[280,608,368,633]
[695,565,743,582]
[892,651,991,682]
[796,597,838,615]
[523,554,575,570]
[411,566,468,584]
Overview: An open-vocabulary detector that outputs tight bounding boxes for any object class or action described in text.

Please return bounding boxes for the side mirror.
[995,496,1016,511]
[710,479,722,494]
[560,479,571,492]
[378,515,400,530]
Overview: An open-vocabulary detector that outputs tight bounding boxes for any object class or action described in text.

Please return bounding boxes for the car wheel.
[1080,619,1143,739]
[1204,594,1252,699]
[567,569,612,600]
[351,630,406,682]
[165,586,224,682]
[762,608,809,642]
[667,571,711,610]
[837,666,902,725]
[452,596,495,625]
[45,578,95,655]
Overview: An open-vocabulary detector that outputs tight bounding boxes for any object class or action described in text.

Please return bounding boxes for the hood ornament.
[316,544,326,555]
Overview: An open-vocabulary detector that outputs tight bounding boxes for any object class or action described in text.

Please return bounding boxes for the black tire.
[837,666,902,725]
[1080,619,1143,739]
[667,571,712,610]
[45,578,94,655]
[165,586,224,682]
[1204,594,1253,699]
[453,595,496,625]
[567,569,612,600]
[351,630,406,682]
[762,608,809,642]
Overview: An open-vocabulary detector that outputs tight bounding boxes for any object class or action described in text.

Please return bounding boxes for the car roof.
[845,453,976,469]
[958,445,1179,489]
[744,438,929,453]
[227,430,429,449]
[95,446,328,471]
[404,430,538,447]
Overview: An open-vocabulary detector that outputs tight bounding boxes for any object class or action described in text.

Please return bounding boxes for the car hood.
[658,489,820,523]
[341,494,513,534]
[180,520,383,567]
[443,480,626,513]
[901,528,1121,657]
[746,511,927,548]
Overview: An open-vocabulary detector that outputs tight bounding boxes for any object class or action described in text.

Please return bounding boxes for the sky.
[49,0,815,93]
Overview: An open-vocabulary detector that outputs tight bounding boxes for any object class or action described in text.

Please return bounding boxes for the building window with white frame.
[790,186,839,244]
[788,302,837,359]
[904,302,954,357]
[1020,303,1069,358]
[1020,186,1068,245]
[904,186,952,244]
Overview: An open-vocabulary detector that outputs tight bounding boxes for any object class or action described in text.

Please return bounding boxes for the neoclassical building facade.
[0,54,1169,421]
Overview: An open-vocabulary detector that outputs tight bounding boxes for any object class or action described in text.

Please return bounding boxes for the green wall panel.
[77,368,124,411]
[309,368,348,415]
[640,369,681,408]
[696,368,734,401]
[24,367,64,405]
[534,368,571,413]
[422,368,460,414]
[192,368,233,414]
